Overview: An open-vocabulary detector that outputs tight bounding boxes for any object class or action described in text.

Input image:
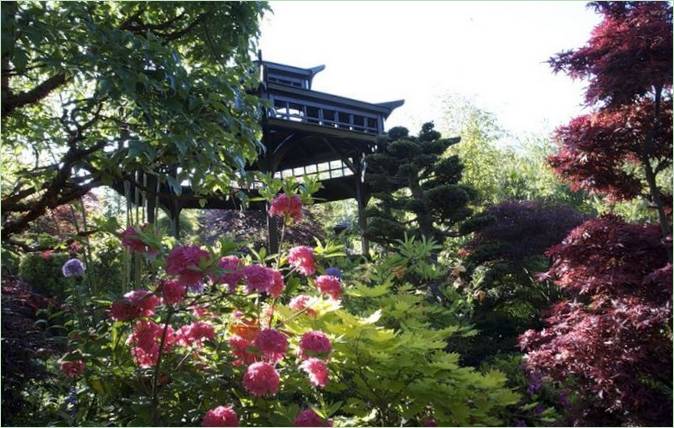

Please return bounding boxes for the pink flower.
[269,269,285,298]
[60,359,85,378]
[243,362,280,396]
[215,256,244,292]
[243,264,274,294]
[298,331,332,360]
[422,417,438,427]
[300,357,329,388]
[176,321,216,348]
[288,246,316,276]
[294,409,332,427]
[315,275,342,300]
[127,320,176,368]
[254,328,288,362]
[110,289,160,321]
[229,335,257,366]
[192,305,212,319]
[161,280,186,306]
[202,405,239,427]
[121,225,159,255]
[166,245,210,286]
[40,250,53,260]
[269,193,303,223]
[289,295,317,317]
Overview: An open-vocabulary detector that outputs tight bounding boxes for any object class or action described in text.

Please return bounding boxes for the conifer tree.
[364,122,475,246]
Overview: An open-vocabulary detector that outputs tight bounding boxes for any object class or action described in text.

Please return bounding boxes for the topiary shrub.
[18,252,70,298]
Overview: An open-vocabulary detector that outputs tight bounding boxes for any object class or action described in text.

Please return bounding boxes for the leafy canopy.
[1,1,268,239]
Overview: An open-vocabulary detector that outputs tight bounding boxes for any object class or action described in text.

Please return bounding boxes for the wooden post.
[355,159,370,256]
[146,174,157,224]
[266,207,280,254]
[170,202,181,239]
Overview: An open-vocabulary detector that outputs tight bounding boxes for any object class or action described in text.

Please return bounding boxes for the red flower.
[160,280,186,306]
[166,245,210,286]
[315,275,342,300]
[269,269,285,298]
[288,246,316,276]
[120,225,159,255]
[110,289,160,321]
[294,409,332,427]
[202,405,239,427]
[242,362,280,397]
[243,264,274,294]
[176,321,216,348]
[298,331,331,360]
[60,359,85,378]
[269,193,303,223]
[300,357,329,388]
[127,320,176,368]
[289,295,317,317]
[214,256,244,292]
[254,328,288,363]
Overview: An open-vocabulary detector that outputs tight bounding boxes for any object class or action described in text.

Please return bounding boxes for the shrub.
[18,252,70,298]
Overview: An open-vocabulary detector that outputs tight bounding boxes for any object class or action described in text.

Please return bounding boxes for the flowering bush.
[41,185,519,426]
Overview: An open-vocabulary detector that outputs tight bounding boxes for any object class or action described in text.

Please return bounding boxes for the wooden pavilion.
[115,56,404,254]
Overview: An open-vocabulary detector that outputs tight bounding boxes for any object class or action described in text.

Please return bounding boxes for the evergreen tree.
[364,122,475,246]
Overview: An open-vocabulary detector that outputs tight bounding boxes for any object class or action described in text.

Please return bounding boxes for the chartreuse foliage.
[278,285,519,426]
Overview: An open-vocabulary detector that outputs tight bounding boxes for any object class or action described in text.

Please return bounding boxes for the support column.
[355,159,370,256]
[146,174,158,225]
[266,207,280,254]
[170,202,182,239]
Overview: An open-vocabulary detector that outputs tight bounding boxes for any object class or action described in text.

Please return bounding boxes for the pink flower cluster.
[315,275,342,300]
[299,331,332,359]
[243,361,280,397]
[215,256,244,292]
[289,295,317,317]
[161,280,186,306]
[166,245,210,286]
[202,405,238,427]
[269,193,303,223]
[242,264,285,297]
[294,409,332,427]
[60,359,85,378]
[298,331,332,388]
[300,358,329,388]
[127,320,176,368]
[254,328,288,363]
[110,289,160,321]
[121,225,159,256]
[177,321,216,348]
[288,246,316,276]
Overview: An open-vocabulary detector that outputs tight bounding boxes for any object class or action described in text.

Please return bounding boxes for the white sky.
[259,1,601,138]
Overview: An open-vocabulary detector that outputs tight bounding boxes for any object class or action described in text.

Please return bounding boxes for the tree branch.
[2,73,69,117]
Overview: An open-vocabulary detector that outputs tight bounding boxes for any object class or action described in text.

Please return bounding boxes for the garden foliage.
[364,123,476,246]
[36,185,519,427]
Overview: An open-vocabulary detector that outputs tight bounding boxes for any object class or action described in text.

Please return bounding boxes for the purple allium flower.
[62,258,85,277]
[526,371,543,395]
[514,419,527,427]
[325,267,342,279]
[188,281,205,294]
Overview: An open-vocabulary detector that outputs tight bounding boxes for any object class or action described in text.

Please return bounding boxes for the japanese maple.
[548,1,673,237]
[520,215,672,425]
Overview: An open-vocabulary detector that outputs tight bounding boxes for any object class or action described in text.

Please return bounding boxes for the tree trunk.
[641,85,671,242]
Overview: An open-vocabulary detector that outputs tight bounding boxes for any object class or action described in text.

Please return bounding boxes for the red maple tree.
[520,216,672,425]
[520,3,673,425]
[548,1,673,237]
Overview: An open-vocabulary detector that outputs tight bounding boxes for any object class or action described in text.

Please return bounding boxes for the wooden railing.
[267,94,381,134]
